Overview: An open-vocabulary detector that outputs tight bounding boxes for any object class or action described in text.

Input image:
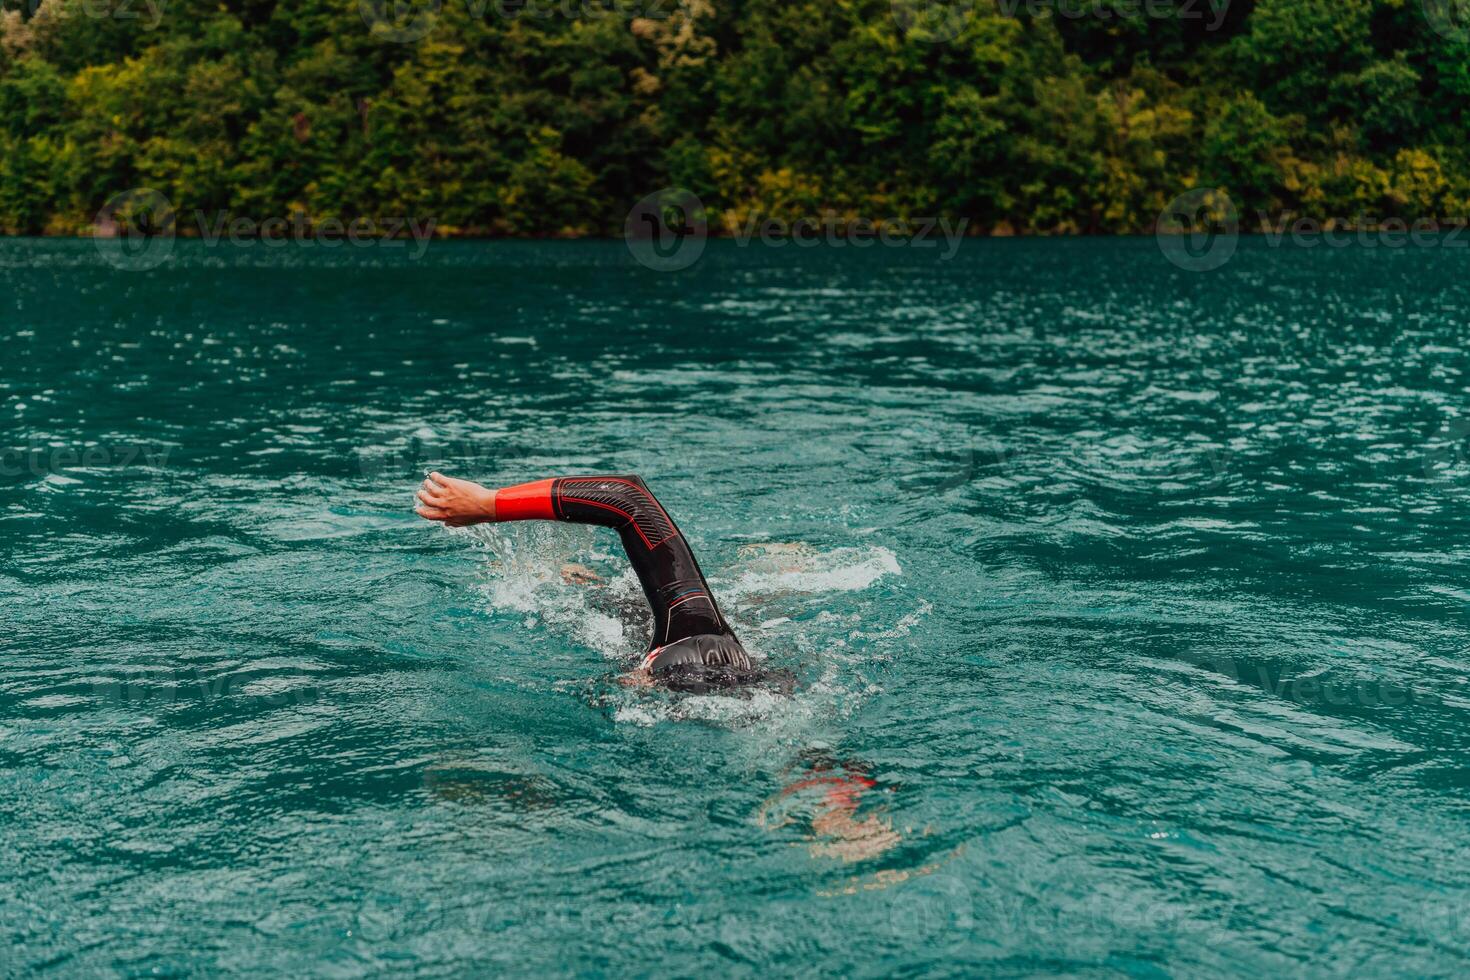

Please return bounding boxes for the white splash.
[452,523,921,732]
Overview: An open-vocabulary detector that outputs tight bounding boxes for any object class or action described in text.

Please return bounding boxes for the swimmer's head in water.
[646,633,752,693]
[644,633,796,695]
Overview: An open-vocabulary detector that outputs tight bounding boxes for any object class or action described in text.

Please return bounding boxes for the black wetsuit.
[493,475,753,687]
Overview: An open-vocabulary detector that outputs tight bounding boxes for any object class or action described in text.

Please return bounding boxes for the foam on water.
[448,524,912,730]
[455,521,644,658]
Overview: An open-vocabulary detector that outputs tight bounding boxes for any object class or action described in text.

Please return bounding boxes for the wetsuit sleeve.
[490,475,736,652]
[494,478,557,521]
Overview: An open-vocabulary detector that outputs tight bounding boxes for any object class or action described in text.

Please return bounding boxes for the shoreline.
[15,220,1470,242]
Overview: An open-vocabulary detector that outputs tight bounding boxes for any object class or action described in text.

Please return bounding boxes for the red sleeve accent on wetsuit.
[485,474,734,650]
[494,479,556,521]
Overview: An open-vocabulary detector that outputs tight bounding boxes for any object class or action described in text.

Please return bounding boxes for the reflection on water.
[757,754,903,862]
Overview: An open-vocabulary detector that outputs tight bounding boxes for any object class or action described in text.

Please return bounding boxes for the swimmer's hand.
[415,472,496,527]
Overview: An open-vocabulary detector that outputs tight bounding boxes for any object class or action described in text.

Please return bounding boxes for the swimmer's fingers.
[418,503,473,527]
[416,486,444,507]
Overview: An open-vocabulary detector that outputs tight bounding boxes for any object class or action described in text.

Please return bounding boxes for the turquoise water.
[6,236,1470,975]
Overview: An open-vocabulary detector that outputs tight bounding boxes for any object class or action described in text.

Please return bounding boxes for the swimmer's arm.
[416,472,568,527]
[416,473,643,531]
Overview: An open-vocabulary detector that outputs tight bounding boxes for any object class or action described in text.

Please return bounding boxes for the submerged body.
[417,472,756,690]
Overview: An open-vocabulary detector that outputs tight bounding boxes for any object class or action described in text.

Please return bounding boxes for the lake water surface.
[5,236,1470,975]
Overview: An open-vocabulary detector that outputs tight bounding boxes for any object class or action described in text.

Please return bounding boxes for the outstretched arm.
[414,473,628,529]
[415,472,736,650]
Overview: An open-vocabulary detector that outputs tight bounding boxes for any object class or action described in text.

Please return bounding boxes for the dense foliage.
[1,0,1468,235]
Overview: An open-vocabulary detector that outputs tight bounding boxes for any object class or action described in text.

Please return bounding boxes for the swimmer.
[416,472,758,691]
